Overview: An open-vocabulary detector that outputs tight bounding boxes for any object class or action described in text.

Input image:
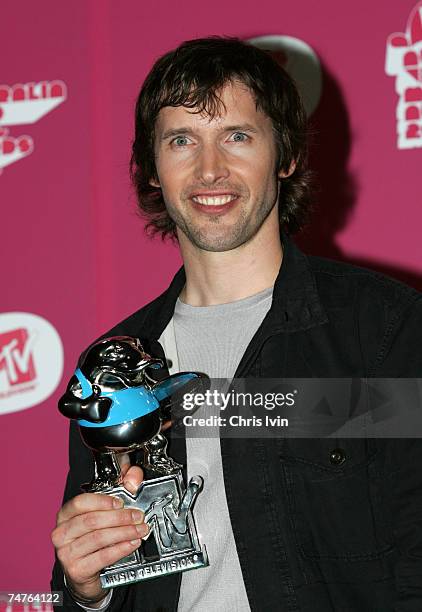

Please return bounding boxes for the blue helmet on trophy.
[59,335,208,454]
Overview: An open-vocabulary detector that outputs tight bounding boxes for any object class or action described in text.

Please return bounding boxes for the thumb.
[122,465,144,495]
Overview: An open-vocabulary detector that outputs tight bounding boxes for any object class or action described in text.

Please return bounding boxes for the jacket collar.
[143,233,327,339]
[266,232,328,332]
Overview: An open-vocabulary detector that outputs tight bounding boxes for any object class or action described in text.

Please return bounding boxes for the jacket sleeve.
[376,296,422,611]
[390,438,422,612]
[372,294,422,377]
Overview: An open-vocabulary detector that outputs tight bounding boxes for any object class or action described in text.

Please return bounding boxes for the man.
[51,37,422,611]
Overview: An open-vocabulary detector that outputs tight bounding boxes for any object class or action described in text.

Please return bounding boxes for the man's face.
[151,81,289,252]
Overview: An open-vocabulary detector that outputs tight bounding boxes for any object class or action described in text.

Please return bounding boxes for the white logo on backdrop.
[247,35,322,116]
[0,312,63,415]
[386,2,422,149]
[0,80,67,172]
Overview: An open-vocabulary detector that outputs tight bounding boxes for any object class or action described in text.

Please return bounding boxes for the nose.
[194,142,230,185]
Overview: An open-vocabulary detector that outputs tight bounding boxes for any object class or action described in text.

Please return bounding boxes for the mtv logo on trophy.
[58,336,209,587]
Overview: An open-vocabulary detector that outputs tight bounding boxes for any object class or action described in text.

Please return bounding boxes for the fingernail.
[125,481,137,493]
[130,538,141,546]
[113,497,124,509]
[132,509,144,523]
[136,523,148,535]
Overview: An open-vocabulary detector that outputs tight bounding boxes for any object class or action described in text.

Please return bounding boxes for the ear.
[149,177,161,188]
[278,160,296,179]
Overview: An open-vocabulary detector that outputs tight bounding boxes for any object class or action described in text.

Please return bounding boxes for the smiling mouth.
[191,194,238,206]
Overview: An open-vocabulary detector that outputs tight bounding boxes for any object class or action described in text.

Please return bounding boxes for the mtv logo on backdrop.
[0,313,63,415]
[386,2,422,149]
[0,327,37,387]
[0,79,67,173]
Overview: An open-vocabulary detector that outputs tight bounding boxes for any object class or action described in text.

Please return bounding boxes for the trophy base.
[95,470,208,588]
[100,546,208,587]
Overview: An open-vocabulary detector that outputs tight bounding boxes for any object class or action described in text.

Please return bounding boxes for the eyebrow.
[160,123,259,141]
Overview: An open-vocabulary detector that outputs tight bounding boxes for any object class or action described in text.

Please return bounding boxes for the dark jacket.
[52,235,422,611]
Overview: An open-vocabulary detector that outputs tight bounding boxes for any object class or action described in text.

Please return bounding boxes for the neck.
[178,212,282,307]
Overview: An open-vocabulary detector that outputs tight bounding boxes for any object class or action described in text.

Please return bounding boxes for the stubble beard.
[165,187,279,253]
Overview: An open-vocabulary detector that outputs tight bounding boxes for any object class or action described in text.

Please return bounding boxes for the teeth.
[192,195,237,206]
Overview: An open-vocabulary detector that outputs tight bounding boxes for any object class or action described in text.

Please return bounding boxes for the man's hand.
[51,465,147,606]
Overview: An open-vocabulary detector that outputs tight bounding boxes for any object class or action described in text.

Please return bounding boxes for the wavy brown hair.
[131,36,313,240]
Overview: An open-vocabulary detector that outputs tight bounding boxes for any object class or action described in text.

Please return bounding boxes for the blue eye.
[231,132,249,142]
[173,136,189,146]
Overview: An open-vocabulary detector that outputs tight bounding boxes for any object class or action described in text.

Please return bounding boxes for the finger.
[54,507,145,546]
[122,466,144,495]
[57,493,123,526]
[161,420,172,431]
[65,539,143,584]
[67,522,149,559]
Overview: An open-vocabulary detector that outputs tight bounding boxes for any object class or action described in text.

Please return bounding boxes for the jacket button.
[329,448,346,465]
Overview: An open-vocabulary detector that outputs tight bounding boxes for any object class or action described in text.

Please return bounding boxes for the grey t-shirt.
[167,286,274,612]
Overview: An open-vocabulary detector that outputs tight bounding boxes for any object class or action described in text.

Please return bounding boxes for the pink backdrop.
[1,0,421,600]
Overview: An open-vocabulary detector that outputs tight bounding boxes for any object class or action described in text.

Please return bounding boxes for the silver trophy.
[58,336,209,587]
